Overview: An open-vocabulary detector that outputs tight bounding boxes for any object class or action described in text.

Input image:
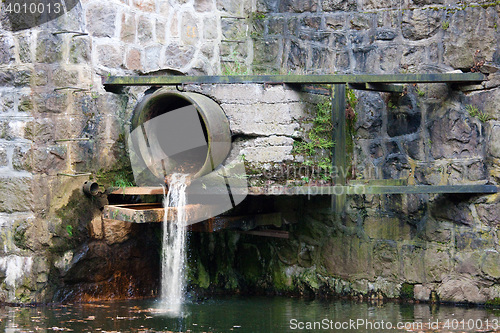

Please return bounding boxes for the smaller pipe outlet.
[83,181,99,196]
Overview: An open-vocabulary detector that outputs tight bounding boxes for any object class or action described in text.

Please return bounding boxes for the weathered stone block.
[133,0,155,12]
[156,20,166,44]
[0,176,33,213]
[287,40,307,69]
[126,48,142,70]
[437,276,486,303]
[144,45,161,71]
[476,201,500,227]
[69,37,90,64]
[138,17,154,44]
[424,247,451,282]
[24,119,55,143]
[431,196,474,226]
[195,0,213,11]
[350,14,373,30]
[322,235,374,279]
[429,109,482,159]
[237,135,295,163]
[217,0,243,15]
[34,92,68,113]
[86,3,117,38]
[181,12,200,45]
[481,251,500,279]
[253,39,280,65]
[387,96,421,137]
[364,0,399,9]
[203,17,218,39]
[489,121,500,158]
[364,216,412,241]
[158,0,170,16]
[443,7,498,69]
[120,13,136,43]
[223,103,301,136]
[356,91,383,139]
[104,219,134,245]
[14,145,67,174]
[322,0,356,11]
[164,43,195,69]
[16,32,32,63]
[414,284,431,301]
[221,17,246,41]
[279,0,317,12]
[53,68,79,87]
[6,120,27,140]
[423,218,452,243]
[0,147,7,167]
[0,35,14,64]
[402,9,441,41]
[372,240,398,277]
[36,32,63,63]
[325,14,346,30]
[455,251,481,275]
[401,245,426,283]
[411,0,443,5]
[456,230,494,251]
[13,69,31,87]
[0,92,14,113]
[97,44,122,68]
[376,29,396,40]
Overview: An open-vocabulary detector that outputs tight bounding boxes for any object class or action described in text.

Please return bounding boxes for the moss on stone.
[52,189,98,253]
[486,297,500,308]
[400,283,414,300]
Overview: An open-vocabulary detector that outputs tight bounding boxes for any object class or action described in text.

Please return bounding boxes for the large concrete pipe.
[128,89,232,186]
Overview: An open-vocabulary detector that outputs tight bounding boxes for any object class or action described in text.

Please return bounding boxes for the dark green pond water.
[1,296,499,332]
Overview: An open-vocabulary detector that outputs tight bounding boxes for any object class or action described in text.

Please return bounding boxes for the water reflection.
[0,297,498,332]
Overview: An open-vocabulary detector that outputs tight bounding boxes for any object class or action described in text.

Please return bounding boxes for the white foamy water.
[160,173,189,316]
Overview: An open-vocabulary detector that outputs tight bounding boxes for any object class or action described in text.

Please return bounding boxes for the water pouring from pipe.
[126,90,248,314]
[160,173,189,315]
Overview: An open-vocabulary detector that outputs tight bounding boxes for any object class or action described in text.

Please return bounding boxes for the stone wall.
[0,0,259,303]
[0,0,499,304]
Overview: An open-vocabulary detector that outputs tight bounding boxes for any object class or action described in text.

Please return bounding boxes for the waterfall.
[160,173,189,315]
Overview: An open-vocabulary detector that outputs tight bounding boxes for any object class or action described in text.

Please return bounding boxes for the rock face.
[0,0,498,305]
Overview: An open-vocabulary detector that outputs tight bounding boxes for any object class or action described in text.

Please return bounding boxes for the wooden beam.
[238,230,289,239]
[331,84,346,215]
[108,187,165,195]
[104,73,486,87]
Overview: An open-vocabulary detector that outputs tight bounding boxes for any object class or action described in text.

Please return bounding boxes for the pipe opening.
[130,90,231,185]
[145,94,209,176]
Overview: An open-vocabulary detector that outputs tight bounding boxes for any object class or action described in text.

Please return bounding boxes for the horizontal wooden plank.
[106,184,497,197]
[108,187,165,195]
[246,184,498,195]
[238,230,289,239]
[104,73,486,87]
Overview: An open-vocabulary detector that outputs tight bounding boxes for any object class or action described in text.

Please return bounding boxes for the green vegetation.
[486,297,500,308]
[292,86,357,180]
[417,88,425,97]
[400,283,414,300]
[293,98,335,172]
[466,104,479,117]
[466,104,491,122]
[66,225,73,237]
[222,51,249,75]
[249,11,266,20]
[442,21,449,30]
